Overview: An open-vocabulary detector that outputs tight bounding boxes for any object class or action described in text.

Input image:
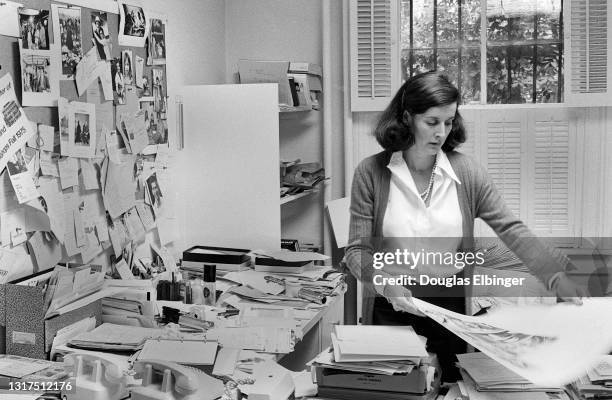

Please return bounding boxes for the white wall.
[224,0,326,248]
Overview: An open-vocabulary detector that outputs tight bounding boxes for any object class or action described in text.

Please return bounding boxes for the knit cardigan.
[345,150,569,325]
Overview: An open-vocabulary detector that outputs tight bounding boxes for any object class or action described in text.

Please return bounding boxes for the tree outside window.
[400,0,563,104]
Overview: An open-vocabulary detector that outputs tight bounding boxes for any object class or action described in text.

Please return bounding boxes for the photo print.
[51,4,83,79]
[58,98,70,156]
[145,172,163,214]
[152,68,166,114]
[68,101,96,158]
[19,9,49,50]
[111,57,126,105]
[91,11,111,60]
[148,17,166,65]
[19,40,59,106]
[135,55,144,88]
[121,49,133,85]
[118,2,148,47]
[140,101,167,146]
[6,148,39,204]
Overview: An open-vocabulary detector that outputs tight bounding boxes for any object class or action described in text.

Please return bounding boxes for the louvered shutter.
[527,112,577,242]
[483,117,523,220]
[350,0,400,112]
[564,0,612,105]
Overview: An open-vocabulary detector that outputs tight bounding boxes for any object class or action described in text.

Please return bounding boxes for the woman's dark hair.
[374,70,466,152]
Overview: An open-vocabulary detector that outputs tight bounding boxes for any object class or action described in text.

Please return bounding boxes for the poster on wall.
[152,68,166,114]
[68,101,97,158]
[51,4,83,79]
[19,40,59,106]
[19,8,50,50]
[148,17,166,65]
[118,2,149,47]
[91,11,112,60]
[0,74,35,175]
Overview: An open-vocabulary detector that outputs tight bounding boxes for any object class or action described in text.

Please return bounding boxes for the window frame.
[400,0,565,105]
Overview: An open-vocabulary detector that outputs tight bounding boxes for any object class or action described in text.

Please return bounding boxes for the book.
[289,62,322,77]
[254,258,313,273]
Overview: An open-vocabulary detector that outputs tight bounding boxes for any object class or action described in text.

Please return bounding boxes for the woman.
[344,71,587,381]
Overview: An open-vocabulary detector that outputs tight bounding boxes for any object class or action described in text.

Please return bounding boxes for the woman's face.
[408,102,457,155]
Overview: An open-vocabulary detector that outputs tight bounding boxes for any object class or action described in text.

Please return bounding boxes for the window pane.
[461,47,481,104]
[400,0,411,51]
[487,1,535,42]
[437,0,459,46]
[437,48,459,85]
[413,0,435,48]
[537,0,562,41]
[412,49,435,75]
[536,44,563,103]
[487,46,508,103]
[509,45,534,103]
[461,0,481,44]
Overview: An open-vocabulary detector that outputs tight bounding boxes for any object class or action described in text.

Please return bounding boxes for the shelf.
[280,190,316,205]
[279,105,313,113]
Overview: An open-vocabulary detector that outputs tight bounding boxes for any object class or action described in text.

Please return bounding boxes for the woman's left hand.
[552,272,590,304]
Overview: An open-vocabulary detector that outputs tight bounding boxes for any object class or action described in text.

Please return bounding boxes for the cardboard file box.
[2,283,101,359]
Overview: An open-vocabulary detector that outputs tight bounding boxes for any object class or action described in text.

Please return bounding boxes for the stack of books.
[182,246,252,273]
[310,325,440,400]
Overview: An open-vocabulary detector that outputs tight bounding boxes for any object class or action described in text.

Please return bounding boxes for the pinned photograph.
[68,101,96,158]
[6,149,39,204]
[51,4,83,79]
[135,55,144,88]
[91,11,111,60]
[19,9,49,50]
[148,17,166,65]
[152,68,166,113]
[139,75,151,97]
[118,2,148,47]
[145,172,163,214]
[19,40,59,106]
[111,57,126,105]
[141,101,167,146]
[58,98,70,156]
[121,49,133,85]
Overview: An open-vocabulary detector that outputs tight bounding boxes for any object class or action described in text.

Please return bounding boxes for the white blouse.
[383,150,463,248]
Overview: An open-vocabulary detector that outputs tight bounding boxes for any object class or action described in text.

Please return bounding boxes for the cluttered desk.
[4,247,612,400]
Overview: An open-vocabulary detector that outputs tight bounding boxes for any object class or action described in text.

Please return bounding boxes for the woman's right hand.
[376,283,425,316]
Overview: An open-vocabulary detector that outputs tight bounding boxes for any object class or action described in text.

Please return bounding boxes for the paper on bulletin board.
[68,101,97,158]
[0,74,35,175]
[27,231,62,271]
[75,47,108,97]
[0,1,23,37]
[19,41,60,107]
[118,1,150,47]
[6,148,39,204]
[36,177,65,242]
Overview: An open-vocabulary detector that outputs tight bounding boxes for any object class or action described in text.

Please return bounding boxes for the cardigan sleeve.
[472,162,569,285]
[344,160,376,284]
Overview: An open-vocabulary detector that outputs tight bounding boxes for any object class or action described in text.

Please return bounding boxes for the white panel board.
[177,83,280,251]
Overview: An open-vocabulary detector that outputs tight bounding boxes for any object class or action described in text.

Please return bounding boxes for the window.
[400,0,563,104]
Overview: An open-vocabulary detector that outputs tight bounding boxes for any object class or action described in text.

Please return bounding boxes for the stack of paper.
[331,325,428,363]
[457,352,562,392]
[572,355,612,399]
[310,348,416,375]
[69,323,180,351]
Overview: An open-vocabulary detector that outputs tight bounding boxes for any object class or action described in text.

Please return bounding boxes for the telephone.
[131,359,225,400]
[63,353,126,400]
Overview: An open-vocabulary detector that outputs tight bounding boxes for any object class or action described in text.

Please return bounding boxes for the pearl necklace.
[418,155,438,204]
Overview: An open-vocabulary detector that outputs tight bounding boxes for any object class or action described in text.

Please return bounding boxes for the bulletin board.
[0,0,172,281]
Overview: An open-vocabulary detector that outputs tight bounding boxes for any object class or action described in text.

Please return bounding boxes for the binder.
[1,282,102,359]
